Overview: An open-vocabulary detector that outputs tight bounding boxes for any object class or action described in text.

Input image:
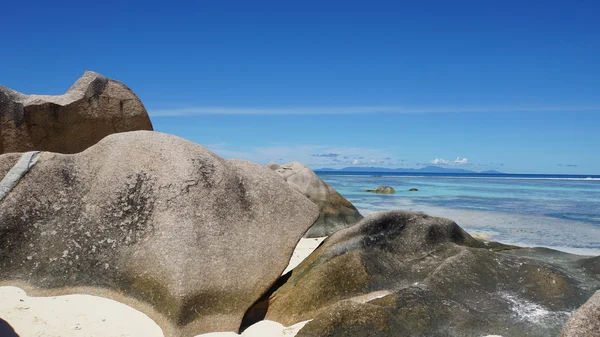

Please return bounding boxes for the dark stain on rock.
[235,178,252,214]
[0,169,156,290]
[109,172,156,244]
[89,76,108,97]
[177,290,250,327]
[191,158,215,189]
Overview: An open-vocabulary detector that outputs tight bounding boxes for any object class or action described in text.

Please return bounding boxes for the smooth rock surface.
[0,131,319,337]
[268,162,362,237]
[0,71,153,154]
[560,290,600,337]
[265,211,600,337]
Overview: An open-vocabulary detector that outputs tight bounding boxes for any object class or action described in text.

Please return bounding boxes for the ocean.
[316,172,600,256]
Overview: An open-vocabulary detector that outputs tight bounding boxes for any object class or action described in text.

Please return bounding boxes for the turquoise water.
[317,173,600,256]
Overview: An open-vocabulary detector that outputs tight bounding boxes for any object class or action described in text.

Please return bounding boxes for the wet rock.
[265,211,599,337]
[409,188,418,191]
[363,186,395,194]
[0,131,319,337]
[268,162,362,237]
[0,71,153,154]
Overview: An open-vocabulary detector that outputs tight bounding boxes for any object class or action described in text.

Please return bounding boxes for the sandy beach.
[282,237,326,274]
[0,237,324,337]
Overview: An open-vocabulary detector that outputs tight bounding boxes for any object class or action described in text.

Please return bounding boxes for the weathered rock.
[581,255,600,276]
[560,290,600,337]
[267,162,362,237]
[0,131,319,337]
[0,71,153,154]
[264,211,600,337]
[363,185,395,194]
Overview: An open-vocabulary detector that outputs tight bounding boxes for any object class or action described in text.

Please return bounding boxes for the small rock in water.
[409,188,419,191]
[363,185,395,194]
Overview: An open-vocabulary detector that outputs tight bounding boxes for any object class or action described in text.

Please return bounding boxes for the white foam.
[499,292,571,325]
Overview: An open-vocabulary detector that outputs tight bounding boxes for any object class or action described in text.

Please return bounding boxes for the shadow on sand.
[0,318,19,337]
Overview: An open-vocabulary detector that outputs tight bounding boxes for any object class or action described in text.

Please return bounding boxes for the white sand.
[282,237,326,274]
[0,286,163,337]
[0,237,325,337]
[196,320,310,337]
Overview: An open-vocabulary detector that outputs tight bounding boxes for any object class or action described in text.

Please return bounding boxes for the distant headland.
[316,165,505,174]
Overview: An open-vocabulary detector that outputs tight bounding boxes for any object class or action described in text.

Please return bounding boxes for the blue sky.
[1,0,599,174]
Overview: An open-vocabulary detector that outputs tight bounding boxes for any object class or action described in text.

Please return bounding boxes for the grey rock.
[560,290,600,337]
[0,131,319,337]
[267,162,362,237]
[363,185,395,194]
[264,211,600,337]
[0,151,40,201]
[581,255,600,276]
[0,71,153,154]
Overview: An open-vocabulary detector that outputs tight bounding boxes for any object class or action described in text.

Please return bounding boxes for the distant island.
[316,165,505,174]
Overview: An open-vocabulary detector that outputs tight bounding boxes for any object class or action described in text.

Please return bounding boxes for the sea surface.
[316,172,600,256]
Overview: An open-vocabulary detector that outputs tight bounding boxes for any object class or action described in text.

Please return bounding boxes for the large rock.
[560,290,600,337]
[264,211,600,337]
[267,162,362,237]
[0,71,153,154]
[0,131,319,337]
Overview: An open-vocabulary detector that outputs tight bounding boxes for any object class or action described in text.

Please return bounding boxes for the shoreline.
[357,204,600,256]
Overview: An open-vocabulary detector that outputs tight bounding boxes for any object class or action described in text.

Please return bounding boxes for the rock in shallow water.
[0,131,319,337]
[0,71,153,154]
[363,185,395,194]
[267,162,362,237]
[264,210,600,337]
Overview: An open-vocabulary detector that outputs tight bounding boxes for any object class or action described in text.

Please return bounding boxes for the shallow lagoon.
[318,173,600,255]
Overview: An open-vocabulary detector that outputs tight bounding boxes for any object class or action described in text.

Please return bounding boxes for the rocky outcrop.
[560,290,600,337]
[264,211,600,337]
[364,185,395,194]
[267,162,362,237]
[0,131,319,337]
[0,71,153,154]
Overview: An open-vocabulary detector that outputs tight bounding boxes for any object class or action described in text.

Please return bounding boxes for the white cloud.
[149,105,600,116]
[431,157,469,166]
[453,157,468,165]
[205,143,397,168]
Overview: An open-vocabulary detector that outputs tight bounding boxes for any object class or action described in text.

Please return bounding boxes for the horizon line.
[149,105,600,116]
[310,167,600,176]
